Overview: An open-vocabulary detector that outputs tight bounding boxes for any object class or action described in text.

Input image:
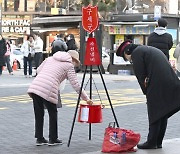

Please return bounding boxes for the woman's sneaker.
[48,139,63,146]
[36,137,48,146]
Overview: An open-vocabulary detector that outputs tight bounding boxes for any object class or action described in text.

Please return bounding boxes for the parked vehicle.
[102,50,110,72]
[10,48,24,69]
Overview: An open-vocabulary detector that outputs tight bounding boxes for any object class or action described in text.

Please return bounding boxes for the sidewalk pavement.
[1,69,180,154]
[82,138,180,154]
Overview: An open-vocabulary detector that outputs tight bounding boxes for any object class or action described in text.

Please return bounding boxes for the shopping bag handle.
[108,122,116,128]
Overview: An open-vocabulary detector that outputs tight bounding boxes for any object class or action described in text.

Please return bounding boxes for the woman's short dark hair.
[27,35,33,40]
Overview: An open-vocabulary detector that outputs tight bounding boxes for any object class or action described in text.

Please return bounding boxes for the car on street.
[102,50,110,72]
[10,48,24,69]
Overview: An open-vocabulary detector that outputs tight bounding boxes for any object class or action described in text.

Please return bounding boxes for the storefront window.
[6,0,14,11]
[134,0,178,14]
[26,0,56,12]
[2,0,79,13]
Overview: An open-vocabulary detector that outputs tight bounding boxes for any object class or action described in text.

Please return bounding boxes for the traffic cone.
[13,60,18,71]
[2,66,6,70]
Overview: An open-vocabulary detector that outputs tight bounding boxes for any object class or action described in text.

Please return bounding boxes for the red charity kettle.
[78,103,103,123]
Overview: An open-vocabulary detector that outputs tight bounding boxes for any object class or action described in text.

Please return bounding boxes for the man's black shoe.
[36,137,48,146]
[137,142,157,149]
[48,139,63,146]
[157,144,162,148]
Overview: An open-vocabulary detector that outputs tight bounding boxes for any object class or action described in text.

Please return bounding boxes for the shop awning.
[101,21,157,27]
[33,15,82,24]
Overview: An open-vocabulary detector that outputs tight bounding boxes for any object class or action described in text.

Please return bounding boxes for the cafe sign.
[2,18,30,34]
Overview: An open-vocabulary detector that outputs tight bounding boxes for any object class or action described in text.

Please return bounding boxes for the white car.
[10,48,24,69]
[102,50,110,72]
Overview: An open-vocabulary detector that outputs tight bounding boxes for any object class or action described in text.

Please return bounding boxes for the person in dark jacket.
[50,34,67,56]
[0,34,7,75]
[147,18,173,60]
[66,34,78,51]
[116,40,180,149]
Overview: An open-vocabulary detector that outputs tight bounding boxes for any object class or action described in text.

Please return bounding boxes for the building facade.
[0,0,77,45]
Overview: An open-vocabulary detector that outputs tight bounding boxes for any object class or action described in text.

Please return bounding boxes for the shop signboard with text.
[2,15,31,38]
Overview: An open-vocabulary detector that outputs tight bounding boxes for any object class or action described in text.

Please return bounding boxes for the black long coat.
[0,39,7,66]
[131,45,180,124]
[67,39,77,51]
[148,32,173,60]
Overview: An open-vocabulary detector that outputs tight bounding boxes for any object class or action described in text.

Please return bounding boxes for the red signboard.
[84,38,101,66]
[82,5,99,33]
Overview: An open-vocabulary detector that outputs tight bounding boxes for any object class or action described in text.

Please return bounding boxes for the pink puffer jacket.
[27,51,89,104]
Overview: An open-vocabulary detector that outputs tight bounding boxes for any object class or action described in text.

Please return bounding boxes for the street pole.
[54,0,57,8]
[67,0,69,12]
[0,0,2,34]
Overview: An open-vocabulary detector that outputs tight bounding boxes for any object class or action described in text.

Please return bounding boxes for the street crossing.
[0,89,146,109]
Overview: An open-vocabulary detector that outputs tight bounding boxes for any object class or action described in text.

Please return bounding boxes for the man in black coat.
[116,40,180,149]
[0,35,7,75]
[50,34,67,56]
[147,18,173,60]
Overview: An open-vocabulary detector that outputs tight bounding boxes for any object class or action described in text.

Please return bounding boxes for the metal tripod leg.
[67,66,88,147]
[89,66,92,140]
[97,66,119,127]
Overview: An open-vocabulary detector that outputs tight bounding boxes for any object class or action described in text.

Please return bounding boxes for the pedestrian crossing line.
[65,101,144,108]
[99,99,145,105]
[0,98,31,102]
[0,89,145,108]
[61,97,145,104]
[105,101,144,108]
[63,99,144,106]
[0,97,31,101]
[0,95,32,103]
[0,107,8,110]
[0,95,28,99]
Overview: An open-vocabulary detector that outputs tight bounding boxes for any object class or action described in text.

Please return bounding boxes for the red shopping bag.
[102,122,140,153]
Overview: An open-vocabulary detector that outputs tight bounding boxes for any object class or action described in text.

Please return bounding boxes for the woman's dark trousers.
[0,66,2,75]
[4,55,13,73]
[32,93,58,140]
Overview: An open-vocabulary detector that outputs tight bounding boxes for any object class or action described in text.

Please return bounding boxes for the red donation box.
[78,104,103,123]
[84,37,101,66]
[82,5,99,33]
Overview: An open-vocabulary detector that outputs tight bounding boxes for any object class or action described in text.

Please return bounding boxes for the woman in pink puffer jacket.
[27,50,92,146]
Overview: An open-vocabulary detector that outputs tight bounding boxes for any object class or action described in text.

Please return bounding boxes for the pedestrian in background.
[116,40,180,149]
[50,34,67,56]
[27,50,92,146]
[4,39,13,75]
[0,34,7,76]
[66,34,78,51]
[173,43,180,77]
[147,18,173,60]
[10,40,17,52]
[20,35,34,78]
[32,32,43,77]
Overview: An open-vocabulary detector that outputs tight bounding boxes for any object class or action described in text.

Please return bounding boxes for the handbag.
[102,122,141,153]
[44,90,62,109]
[44,79,66,109]
[56,90,62,108]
